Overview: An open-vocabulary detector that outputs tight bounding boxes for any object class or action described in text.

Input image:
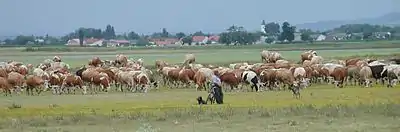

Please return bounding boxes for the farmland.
[0,44,400,132]
[1,46,400,68]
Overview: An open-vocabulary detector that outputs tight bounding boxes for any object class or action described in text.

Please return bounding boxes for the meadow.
[0,43,400,132]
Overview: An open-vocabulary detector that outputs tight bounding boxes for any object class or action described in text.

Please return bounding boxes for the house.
[108,39,130,47]
[373,32,391,39]
[88,40,105,47]
[192,36,207,45]
[325,33,348,41]
[65,38,102,46]
[293,33,302,42]
[208,35,220,44]
[35,39,45,44]
[65,39,84,46]
[191,35,220,45]
[315,34,326,41]
[149,38,179,46]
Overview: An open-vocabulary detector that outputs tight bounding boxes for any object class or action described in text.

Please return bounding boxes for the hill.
[296,12,400,32]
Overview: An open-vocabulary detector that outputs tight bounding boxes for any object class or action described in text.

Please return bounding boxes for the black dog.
[197,96,207,105]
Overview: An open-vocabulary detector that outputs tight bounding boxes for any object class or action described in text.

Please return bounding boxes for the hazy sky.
[0,0,397,36]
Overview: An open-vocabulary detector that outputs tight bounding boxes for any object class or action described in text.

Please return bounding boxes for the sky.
[0,0,397,36]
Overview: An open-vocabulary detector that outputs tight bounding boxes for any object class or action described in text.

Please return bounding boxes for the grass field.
[1,85,400,131]
[0,45,400,131]
[1,48,400,68]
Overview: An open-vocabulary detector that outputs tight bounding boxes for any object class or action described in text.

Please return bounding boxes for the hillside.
[296,12,400,31]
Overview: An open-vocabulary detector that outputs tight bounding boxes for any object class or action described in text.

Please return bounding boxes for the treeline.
[2,22,400,46]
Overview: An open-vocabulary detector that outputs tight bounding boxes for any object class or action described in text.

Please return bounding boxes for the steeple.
[261,20,266,34]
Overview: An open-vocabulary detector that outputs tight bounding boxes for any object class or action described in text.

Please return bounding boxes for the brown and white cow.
[330,67,348,88]
[61,74,86,94]
[0,77,12,96]
[25,75,48,95]
[7,72,25,94]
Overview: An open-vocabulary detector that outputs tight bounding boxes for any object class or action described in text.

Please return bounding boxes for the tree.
[182,36,193,45]
[363,32,373,40]
[78,29,84,46]
[161,28,169,38]
[331,24,393,33]
[301,32,312,41]
[175,32,186,39]
[12,35,35,45]
[103,24,116,40]
[136,38,151,46]
[279,22,295,42]
[4,39,12,45]
[193,31,205,36]
[116,34,128,40]
[218,25,259,45]
[265,37,274,44]
[264,22,280,35]
[127,31,140,40]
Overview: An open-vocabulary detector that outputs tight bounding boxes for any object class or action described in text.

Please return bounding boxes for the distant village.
[1,21,397,47]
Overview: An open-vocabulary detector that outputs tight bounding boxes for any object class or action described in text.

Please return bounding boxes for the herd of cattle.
[0,50,399,98]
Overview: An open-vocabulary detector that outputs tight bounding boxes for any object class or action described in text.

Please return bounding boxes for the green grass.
[0,85,400,131]
[1,48,400,68]
[1,46,400,131]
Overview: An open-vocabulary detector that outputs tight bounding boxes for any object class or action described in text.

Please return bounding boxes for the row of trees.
[3,23,400,46]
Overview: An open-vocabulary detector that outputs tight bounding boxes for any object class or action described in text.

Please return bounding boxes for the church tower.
[261,20,266,34]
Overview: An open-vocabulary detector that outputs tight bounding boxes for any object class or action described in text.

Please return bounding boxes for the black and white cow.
[369,64,387,85]
[241,70,262,92]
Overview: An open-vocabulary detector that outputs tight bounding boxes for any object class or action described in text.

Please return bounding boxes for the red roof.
[150,38,179,45]
[85,38,99,44]
[110,39,130,43]
[209,35,220,41]
[192,36,206,42]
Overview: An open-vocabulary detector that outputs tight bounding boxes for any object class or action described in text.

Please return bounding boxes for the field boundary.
[0,44,399,57]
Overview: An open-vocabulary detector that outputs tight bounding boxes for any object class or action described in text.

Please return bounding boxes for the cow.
[116,71,138,92]
[115,54,128,67]
[300,50,317,63]
[48,71,65,95]
[61,74,86,94]
[214,70,240,91]
[369,65,387,85]
[346,65,361,85]
[91,72,111,93]
[330,67,347,88]
[88,57,102,67]
[259,69,278,90]
[241,70,261,92]
[25,75,48,95]
[0,77,11,96]
[193,68,213,91]
[275,68,303,98]
[155,60,169,71]
[310,56,323,65]
[384,64,400,87]
[389,58,400,64]
[183,53,195,66]
[0,68,7,78]
[53,56,62,62]
[7,72,25,94]
[261,50,282,63]
[345,58,362,66]
[303,60,312,67]
[134,72,151,93]
[359,66,373,87]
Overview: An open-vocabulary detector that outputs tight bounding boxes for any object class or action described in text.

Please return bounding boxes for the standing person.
[211,75,224,104]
